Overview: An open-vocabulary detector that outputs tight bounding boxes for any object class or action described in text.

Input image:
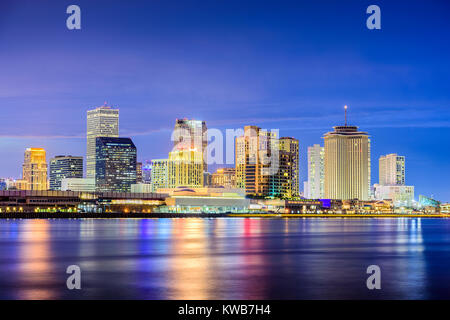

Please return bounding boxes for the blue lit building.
[49,155,83,190]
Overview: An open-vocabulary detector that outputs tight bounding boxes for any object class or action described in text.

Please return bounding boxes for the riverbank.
[0,212,448,219]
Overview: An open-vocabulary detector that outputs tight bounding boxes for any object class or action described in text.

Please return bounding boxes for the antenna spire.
[344,105,348,126]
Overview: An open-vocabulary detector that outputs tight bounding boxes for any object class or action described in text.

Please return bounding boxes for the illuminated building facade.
[86,105,119,179]
[136,162,143,183]
[212,167,236,188]
[49,155,83,190]
[307,144,324,199]
[22,148,48,191]
[61,178,95,192]
[150,159,168,192]
[379,153,405,186]
[373,184,414,207]
[235,126,278,196]
[324,125,371,200]
[95,137,137,192]
[275,137,299,198]
[168,149,203,188]
[142,161,152,183]
[173,119,207,172]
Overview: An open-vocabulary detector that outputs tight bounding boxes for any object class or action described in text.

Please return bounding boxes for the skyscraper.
[324,107,371,200]
[379,153,405,186]
[271,137,299,198]
[22,148,48,190]
[142,161,152,184]
[86,104,119,179]
[150,159,168,192]
[235,126,278,196]
[136,162,143,183]
[168,148,203,188]
[307,144,324,199]
[173,119,207,172]
[95,137,136,192]
[49,155,83,190]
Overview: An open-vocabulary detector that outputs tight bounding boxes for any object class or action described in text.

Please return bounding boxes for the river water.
[0,218,449,299]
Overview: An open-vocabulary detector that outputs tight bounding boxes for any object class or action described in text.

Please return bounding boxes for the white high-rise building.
[307,144,324,199]
[379,154,405,186]
[86,104,119,179]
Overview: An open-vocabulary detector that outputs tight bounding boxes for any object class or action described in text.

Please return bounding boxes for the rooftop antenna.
[344,105,348,126]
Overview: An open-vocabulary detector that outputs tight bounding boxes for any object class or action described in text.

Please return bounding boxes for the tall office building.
[49,155,83,190]
[95,137,136,192]
[22,148,48,190]
[86,104,119,179]
[379,154,405,186]
[235,126,278,196]
[168,148,203,188]
[307,144,324,199]
[136,162,143,183]
[150,159,168,192]
[324,107,371,200]
[270,137,299,198]
[142,161,152,184]
[173,119,207,172]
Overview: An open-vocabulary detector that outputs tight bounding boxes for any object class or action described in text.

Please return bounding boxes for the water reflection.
[0,218,449,299]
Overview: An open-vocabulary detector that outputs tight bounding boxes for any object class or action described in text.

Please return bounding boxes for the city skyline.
[0,0,449,200]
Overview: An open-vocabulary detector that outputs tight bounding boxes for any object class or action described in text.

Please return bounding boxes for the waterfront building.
[95,137,137,192]
[131,183,152,193]
[440,203,450,214]
[212,167,236,189]
[0,190,166,214]
[86,104,119,179]
[323,107,371,200]
[307,144,324,199]
[235,126,278,197]
[61,178,95,192]
[22,148,48,190]
[157,186,249,213]
[379,153,405,186]
[373,184,414,207]
[173,118,208,172]
[150,159,168,192]
[168,148,203,188]
[49,155,83,190]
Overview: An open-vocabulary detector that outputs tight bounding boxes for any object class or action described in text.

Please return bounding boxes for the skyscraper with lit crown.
[324,106,371,200]
[86,104,119,179]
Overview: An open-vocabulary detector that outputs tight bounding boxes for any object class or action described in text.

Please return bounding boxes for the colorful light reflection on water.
[0,218,450,299]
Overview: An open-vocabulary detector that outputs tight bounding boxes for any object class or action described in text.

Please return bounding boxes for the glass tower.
[95,137,136,192]
[49,155,83,190]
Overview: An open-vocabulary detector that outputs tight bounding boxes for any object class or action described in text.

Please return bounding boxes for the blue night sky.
[0,0,449,200]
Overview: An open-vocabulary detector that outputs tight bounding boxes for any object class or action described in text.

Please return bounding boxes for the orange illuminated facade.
[22,148,48,191]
